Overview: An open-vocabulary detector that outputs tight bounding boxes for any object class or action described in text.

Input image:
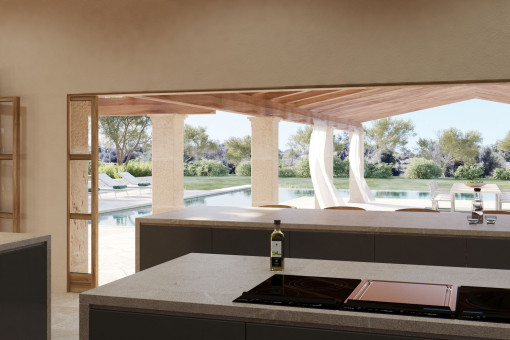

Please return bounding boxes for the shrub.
[454,164,485,180]
[98,162,120,178]
[278,163,296,177]
[405,158,442,179]
[124,161,152,177]
[493,168,510,180]
[235,161,251,176]
[365,162,393,178]
[333,156,349,177]
[295,156,311,178]
[185,159,228,176]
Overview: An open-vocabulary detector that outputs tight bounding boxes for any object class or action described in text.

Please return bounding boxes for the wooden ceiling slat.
[292,89,369,108]
[251,91,301,100]
[138,93,361,128]
[98,97,215,116]
[270,90,336,104]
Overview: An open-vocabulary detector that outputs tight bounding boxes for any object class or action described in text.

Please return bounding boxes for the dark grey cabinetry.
[466,238,510,269]
[212,229,269,257]
[246,323,429,340]
[375,235,466,267]
[89,309,244,340]
[290,231,374,262]
[0,242,47,340]
[140,225,211,270]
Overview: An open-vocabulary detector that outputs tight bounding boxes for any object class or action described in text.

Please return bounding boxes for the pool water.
[98,188,490,227]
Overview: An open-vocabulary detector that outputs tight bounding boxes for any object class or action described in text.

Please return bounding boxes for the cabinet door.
[467,239,510,269]
[213,228,289,257]
[247,323,429,340]
[0,243,47,340]
[139,225,211,270]
[90,309,245,340]
[290,231,374,262]
[375,235,466,267]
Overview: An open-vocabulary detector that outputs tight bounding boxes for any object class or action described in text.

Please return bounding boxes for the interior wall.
[1,0,510,291]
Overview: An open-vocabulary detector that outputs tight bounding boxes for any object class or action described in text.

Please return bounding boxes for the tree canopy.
[437,127,482,177]
[498,131,510,151]
[99,116,151,166]
[225,135,251,166]
[286,126,313,155]
[364,117,415,162]
[184,124,218,163]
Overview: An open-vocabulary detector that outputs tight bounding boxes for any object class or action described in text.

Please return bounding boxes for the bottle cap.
[274,220,281,225]
[474,188,481,192]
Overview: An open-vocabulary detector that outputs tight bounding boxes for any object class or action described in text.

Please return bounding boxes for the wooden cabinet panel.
[0,242,47,339]
[375,235,466,267]
[139,225,211,271]
[290,231,374,262]
[467,239,510,269]
[90,309,245,340]
[246,323,429,340]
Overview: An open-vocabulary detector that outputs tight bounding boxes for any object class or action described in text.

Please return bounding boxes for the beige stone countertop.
[136,206,510,238]
[0,232,51,252]
[81,253,510,340]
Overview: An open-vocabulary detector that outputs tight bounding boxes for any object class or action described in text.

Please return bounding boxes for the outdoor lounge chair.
[429,180,451,210]
[499,189,510,210]
[98,173,132,198]
[118,172,152,194]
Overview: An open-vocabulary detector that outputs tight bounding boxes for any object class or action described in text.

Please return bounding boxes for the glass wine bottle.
[270,220,284,271]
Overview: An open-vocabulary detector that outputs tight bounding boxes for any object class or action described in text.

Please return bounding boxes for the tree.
[184,124,218,163]
[415,138,442,165]
[99,116,151,166]
[437,127,482,177]
[225,135,251,166]
[287,126,313,155]
[478,146,504,177]
[287,126,347,156]
[364,117,415,162]
[499,131,510,151]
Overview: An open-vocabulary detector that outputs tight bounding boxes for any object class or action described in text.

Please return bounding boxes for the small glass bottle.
[270,220,284,271]
[471,187,484,224]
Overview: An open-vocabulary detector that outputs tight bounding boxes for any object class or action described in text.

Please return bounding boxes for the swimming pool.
[97,188,487,227]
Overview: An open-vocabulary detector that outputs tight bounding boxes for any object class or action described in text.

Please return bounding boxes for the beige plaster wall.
[1,0,510,291]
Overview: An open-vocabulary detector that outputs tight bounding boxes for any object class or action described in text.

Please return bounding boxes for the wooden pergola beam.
[98,97,215,116]
[133,93,361,129]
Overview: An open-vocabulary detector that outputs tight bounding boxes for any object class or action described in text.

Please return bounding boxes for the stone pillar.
[249,116,280,207]
[314,126,335,208]
[349,130,366,203]
[149,114,186,213]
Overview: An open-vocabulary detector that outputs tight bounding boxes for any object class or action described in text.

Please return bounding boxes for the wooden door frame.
[67,95,99,292]
[0,96,20,232]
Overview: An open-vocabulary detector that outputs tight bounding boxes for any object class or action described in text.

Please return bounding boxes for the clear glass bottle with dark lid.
[471,187,484,224]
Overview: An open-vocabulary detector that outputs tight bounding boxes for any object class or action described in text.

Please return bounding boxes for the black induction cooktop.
[457,286,510,323]
[233,274,361,310]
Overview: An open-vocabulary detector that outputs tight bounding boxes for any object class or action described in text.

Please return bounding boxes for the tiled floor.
[52,292,80,340]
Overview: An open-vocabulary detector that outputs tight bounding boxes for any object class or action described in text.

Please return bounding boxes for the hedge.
[185,159,229,176]
[405,158,442,179]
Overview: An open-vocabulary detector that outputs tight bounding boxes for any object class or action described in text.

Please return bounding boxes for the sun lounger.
[98,173,133,198]
[118,172,152,194]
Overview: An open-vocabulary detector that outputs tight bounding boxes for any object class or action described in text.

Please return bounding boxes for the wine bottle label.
[271,241,282,258]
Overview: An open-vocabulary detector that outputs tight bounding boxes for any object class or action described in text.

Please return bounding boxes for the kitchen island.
[136,206,510,271]
[0,232,51,340]
[81,253,510,339]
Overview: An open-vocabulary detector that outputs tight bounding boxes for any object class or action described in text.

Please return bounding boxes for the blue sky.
[185,99,510,151]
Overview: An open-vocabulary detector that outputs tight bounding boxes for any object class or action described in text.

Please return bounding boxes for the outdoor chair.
[324,206,366,211]
[395,208,439,213]
[259,204,296,208]
[499,189,510,210]
[98,173,133,199]
[429,180,452,210]
[118,172,152,194]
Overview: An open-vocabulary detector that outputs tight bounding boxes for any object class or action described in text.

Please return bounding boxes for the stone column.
[349,130,366,203]
[249,116,280,207]
[149,114,186,213]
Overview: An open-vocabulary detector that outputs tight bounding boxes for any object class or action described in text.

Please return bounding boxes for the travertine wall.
[2,0,510,291]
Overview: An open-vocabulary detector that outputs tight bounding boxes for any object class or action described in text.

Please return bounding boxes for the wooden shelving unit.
[0,97,20,233]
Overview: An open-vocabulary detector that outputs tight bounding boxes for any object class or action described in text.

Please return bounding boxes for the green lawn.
[184,175,510,191]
